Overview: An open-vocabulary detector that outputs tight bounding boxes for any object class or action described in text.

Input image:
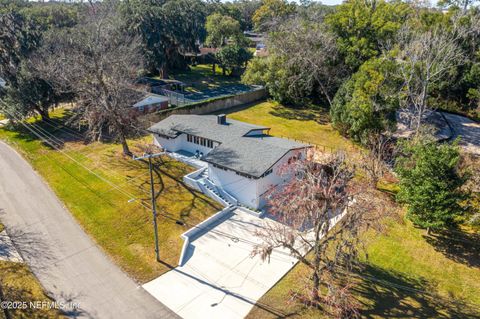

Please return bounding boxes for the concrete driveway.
[143,208,301,319]
[0,141,177,319]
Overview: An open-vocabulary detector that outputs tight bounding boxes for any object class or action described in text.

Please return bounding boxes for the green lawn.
[168,64,241,92]
[223,101,480,318]
[224,101,358,153]
[0,110,222,283]
[0,261,62,319]
[0,223,60,319]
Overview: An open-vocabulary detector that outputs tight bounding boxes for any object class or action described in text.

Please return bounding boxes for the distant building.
[132,94,169,114]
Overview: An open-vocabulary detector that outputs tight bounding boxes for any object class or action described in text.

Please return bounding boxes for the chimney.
[217,114,227,125]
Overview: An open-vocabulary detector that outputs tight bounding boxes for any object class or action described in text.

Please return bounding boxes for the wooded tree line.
[242,0,480,142]
[0,0,262,153]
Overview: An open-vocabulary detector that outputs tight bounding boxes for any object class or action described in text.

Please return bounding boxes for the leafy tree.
[395,138,467,233]
[330,57,399,143]
[225,0,261,31]
[215,44,252,76]
[439,0,480,12]
[266,15,346,107]
[0,11,40,85]
[121,0,207,76]
[35,2,144,155]
[205,13,243,48]
[1,61,58,121]
[252,0,295,31]
[242,55,308,105]
[326,0,411,71]
[0,4,79,120]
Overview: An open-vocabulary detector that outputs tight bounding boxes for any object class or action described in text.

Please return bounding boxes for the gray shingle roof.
[148,115,310,178]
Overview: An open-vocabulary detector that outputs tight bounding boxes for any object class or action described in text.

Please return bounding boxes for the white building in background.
[132,93,169,114]
[149,114,311,209]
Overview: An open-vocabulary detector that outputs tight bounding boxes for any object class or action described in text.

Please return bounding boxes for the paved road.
[441,112,480,155]
[0,141,178,319]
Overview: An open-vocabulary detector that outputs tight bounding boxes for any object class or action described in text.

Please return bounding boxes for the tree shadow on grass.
[423,229,480,268]
[355,263,480,319]
[105,152,221,224]
[3,110,87,150]
[269,105,330,125]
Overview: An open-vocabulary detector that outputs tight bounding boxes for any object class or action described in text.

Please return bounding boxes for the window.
[261,168,273,178]
[186,134,215,148]
[235,171,254,179]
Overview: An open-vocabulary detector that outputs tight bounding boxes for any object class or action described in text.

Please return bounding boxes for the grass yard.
[0,260,62,319]
[223,101,480,318]
[0,222,61,319]
[169,64,241,92]
[247,215,480,319]
[0,110,222,283]
[223,101,358,154]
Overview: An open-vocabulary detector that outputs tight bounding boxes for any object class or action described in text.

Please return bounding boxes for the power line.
[4,111,477,309]
[2,109,268,248]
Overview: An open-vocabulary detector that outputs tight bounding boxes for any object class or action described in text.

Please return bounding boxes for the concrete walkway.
[166,150,207,169]
[0,141,178,319]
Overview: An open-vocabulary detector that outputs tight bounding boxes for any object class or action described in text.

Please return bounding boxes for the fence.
[276,135,335,154]
[154,88,189,107]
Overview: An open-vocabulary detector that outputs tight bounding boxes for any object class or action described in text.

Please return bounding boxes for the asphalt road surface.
[441,112,480,155]
[0,141,178,319]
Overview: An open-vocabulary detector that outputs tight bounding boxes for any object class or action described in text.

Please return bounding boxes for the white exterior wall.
[153,134,182,152]
[153,134,217,155]
[208,148,307,209]
[208,165,260,208]
[154,131,308,210]
[256,148,307,208]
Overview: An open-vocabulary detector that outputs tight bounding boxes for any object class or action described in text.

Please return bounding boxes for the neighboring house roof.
[133,94,169,108]
[149,115,310,178]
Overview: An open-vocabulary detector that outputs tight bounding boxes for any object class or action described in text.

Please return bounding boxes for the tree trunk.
[119,134,131,156]
[426,227,431,235]
[35,106,50,121]
[311,270,321,303]
[222,67,226,76]
[212,63,216,75]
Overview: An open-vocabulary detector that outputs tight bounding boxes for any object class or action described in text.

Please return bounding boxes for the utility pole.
[133,152,164,262]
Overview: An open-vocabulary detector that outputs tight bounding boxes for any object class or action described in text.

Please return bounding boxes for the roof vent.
[217,114,227,125]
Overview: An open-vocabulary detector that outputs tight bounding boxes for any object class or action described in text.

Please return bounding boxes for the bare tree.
[396,26,464,134]
[33,2,144,155]
[252,152,384,317]
[359,133,395,188]
[269,16,347,107]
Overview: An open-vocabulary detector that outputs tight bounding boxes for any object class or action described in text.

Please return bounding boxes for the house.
[132,94,169,114]
[149,114,311,209]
